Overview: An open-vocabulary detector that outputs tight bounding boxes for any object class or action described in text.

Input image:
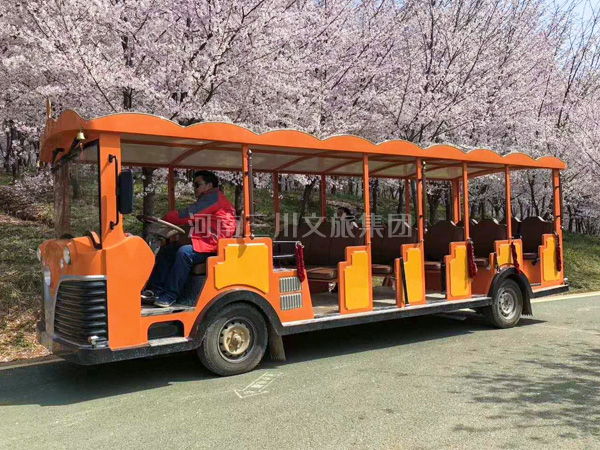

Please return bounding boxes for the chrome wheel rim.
[218,318,255,363]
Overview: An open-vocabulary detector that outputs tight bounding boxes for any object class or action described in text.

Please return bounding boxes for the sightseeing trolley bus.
[36,108,568,376]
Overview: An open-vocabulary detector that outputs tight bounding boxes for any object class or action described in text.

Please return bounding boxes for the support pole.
[242,145,252,238]
[404,178,411,218]
[452,179,461,223]
[462,163,470,240]
[168,167,176,211]
[552,169,563,237]
[505,166,512,238]
[320,174,327,220]
[416,158,424,242]
[362,155,371,246]
[273,172,280,233]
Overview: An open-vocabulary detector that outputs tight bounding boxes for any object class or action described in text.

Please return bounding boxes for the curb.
[0,355,60,371]
[531,290,600,303]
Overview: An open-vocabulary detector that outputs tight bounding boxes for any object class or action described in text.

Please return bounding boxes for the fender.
[488,268,533,316]
[190,290,284,347]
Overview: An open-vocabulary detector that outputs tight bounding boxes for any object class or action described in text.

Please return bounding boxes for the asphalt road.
[1,293,599,450]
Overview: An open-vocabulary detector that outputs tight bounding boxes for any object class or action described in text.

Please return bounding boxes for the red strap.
[466,240,478,278]
[555,233,562,272]
[295,242,306,282]
[510,241,521,274]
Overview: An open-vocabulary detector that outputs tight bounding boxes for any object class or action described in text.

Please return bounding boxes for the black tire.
[484,278,523,328]
[197,303,268,376]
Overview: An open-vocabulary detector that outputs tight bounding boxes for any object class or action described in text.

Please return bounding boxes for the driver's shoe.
[141,290,157,305]
[154,296,176,308]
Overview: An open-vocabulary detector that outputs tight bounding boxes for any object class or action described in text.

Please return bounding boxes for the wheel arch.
[488,268,533,316]
[190,290,284,347]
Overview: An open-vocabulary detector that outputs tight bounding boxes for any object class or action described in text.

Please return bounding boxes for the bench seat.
[306,266,337,281]
[424,261,442,270]
[371,264,393,275]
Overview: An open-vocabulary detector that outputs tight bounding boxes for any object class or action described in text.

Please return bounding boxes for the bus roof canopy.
[41,110,567,180]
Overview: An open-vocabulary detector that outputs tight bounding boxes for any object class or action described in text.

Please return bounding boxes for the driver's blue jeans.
[148,244,214,304]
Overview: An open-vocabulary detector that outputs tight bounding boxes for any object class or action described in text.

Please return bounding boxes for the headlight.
[63,246,71,265]
[37,246,42,262]
[42,267,52,286]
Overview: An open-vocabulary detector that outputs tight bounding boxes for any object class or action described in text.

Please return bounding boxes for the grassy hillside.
[1,177,599,362]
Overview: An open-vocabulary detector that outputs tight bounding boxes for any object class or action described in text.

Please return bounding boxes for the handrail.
[109,154,119,230]
[86,231,102,249]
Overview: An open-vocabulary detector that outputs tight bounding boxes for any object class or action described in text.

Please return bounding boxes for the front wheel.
[484,278,523,328]
[197,303,268,376]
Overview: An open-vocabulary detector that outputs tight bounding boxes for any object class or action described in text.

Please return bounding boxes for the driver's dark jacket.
[163,188,236,253]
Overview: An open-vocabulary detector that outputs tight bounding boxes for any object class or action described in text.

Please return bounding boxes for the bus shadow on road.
[0,353,211,407]
[269,313,546,367]
[0,313,545,407]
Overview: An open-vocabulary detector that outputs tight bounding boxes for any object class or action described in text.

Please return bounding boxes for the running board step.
[148,337,190,347]
[142,304,195,316]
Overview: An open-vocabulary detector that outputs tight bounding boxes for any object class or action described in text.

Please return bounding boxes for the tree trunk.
[567,205,574,232]
[518,200,524,220]
[299,178,318,221]
[528,174,540,216]
[396,181,404,214]
[371,179,379,215]
[54,164,72,237]
[234,182,243,216]
[142,167,156,238]
[71,163,81,200]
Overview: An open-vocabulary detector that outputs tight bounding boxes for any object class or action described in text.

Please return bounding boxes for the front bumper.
[36,322,196,365]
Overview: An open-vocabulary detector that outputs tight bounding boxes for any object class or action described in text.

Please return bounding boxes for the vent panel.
[281,293,303,311]
[279,277,301,293]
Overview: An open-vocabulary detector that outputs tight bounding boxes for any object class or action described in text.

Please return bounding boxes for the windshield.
[63,142,101,240]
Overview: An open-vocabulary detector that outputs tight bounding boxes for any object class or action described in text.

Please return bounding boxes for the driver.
[144,170,236,307]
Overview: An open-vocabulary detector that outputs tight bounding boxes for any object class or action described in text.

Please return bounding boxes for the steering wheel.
[136,215,186,235]
[137,215,187,255]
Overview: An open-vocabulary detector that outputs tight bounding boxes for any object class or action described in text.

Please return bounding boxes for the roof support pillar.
[552,169,563,238]
[416,159,425,242]
[452,179,461,223]
[320,174,327,220]
[99,133,124,247]
[504,167,512,238]
[362,155,371,246]
[404,178,411,218]
[462,163,470,240]
[273,172,280,234]
[242,145,253,238]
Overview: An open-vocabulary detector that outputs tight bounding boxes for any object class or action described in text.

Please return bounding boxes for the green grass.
[0,216,53,361]
[563,231,600,292]
[0,173,12,186]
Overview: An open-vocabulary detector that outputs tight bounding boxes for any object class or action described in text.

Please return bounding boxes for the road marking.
[235,371,282,399]
[532,291,600,304]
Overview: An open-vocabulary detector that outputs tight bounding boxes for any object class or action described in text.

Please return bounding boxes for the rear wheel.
[197,303,268,376]
[484,278,523,328]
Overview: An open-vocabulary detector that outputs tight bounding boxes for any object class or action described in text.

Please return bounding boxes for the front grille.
[54,279,108,347]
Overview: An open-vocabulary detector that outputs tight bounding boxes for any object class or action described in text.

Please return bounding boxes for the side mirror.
[118,169,134,214]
